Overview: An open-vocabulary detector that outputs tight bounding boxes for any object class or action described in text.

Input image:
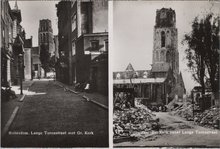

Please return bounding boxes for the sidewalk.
[1,80,34,136]
[55,81,108,110]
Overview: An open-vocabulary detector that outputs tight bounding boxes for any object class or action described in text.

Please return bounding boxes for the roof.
[125,63,135,71]
[151,63,170,72]
[113,78,166,84]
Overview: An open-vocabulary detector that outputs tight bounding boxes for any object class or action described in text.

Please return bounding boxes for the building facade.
[31,46,42,79]
[24,37,32,80]
[113,8,185,105]
[1,0,26,86]
[56,0,108,94]
[1,0,14,86]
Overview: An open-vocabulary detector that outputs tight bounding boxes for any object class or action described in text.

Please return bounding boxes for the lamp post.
[19,53,23,95]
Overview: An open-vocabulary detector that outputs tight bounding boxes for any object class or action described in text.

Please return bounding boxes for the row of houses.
[56,0,108,95]
[1,0,58,88]
[1,0,33,87]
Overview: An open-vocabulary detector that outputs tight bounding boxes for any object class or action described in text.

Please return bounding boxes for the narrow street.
[2,80,108,147]
[115,112,220,147]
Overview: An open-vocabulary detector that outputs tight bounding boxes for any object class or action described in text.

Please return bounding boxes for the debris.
[171,101,220,129]
[113,105,159,140]
[194,106,220,129]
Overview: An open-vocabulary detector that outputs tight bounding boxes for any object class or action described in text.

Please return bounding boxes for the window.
[46,33,48,42]
[161,50,165,61]
[160,12,166,19]
[161,31,165,47]
[143,71,148,78]
[34,64,38,71]
[156,51,159,61]
[71,14,76,31]
[166,51,171,62]
[116,73,121,79]
[91,40,99,51]
[72,41,76,55]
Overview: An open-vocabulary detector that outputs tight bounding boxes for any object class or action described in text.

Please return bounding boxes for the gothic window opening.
[156,51,159,61]
[166,51,171,63]
[161,50,165,61]
[161,31,165,47]
[43,33,46,43]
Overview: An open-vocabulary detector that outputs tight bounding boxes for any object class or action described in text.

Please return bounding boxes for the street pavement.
[55,81,108,108]
[1,80,108,147]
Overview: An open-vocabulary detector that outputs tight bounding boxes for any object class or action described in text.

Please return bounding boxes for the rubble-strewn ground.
[113,105,158,142]
[114,112,220,147]
[170,101,220,129]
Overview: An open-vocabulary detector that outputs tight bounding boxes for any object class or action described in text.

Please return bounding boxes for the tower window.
[161,31,165,47]
[166,51,171,63]
[156,51,159,61]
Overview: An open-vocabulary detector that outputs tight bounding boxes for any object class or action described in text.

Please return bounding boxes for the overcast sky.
[9,0,58,47]
[112,1,220,93]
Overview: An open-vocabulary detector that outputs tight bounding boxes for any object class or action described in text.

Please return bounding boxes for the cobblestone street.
[2,80,108,147]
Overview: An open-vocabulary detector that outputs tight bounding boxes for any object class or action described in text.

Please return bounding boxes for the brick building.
[56,0,108,94]
[113,8,185,105]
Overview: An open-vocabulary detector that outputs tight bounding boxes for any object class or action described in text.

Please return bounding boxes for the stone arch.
[161,50,165,61]
[161,31,165,47]
[156,51,159,61]
[166,51,171,63]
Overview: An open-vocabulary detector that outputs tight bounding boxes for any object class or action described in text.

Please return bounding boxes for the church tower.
[152,8,179,79]
[38,19,54,55]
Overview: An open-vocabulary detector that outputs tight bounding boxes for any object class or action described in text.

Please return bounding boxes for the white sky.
[9,0,58,47]
[112,1,220,93]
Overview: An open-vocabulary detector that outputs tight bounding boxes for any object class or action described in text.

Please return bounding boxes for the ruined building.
[113,8,185,105]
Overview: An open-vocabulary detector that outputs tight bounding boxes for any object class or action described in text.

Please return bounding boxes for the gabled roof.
[125,63,135,72]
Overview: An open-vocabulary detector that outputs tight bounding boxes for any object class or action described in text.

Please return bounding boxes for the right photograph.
[112,1,220,147]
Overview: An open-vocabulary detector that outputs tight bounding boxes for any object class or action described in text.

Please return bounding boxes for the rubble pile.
[171,101,220,129]
[172,102,199,120]
[194,106,220,129]
[113,106,157,139]
[171,102,194,120]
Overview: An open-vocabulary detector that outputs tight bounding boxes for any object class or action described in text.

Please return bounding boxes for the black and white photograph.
[1,0,108,147]
[112,1,220,147]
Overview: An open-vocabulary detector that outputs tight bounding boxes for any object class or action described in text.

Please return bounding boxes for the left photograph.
[1,0,108,147]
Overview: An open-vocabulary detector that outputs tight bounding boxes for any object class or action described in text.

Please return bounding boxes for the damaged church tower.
[113,8,185,105]
[152,8,185,99]
[152,8,179,79]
